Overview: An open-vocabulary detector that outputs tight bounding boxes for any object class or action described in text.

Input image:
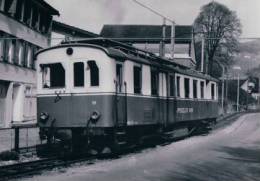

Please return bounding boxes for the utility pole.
[233,66,241,112]
[131,0,175,59]
[201,37,205,73]
[215,60,225,114]
[171,22,175,59]
[237,75,240,112]
[159,18,166,58]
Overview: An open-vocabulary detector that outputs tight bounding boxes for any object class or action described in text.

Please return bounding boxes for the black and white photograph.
[0,0,260,180]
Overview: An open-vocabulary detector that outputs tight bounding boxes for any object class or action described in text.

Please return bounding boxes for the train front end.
[35,44,117,153]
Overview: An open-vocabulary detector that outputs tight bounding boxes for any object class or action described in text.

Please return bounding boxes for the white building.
[0,0,59,127]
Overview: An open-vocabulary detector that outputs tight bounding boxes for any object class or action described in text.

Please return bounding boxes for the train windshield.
[40,63,65,89]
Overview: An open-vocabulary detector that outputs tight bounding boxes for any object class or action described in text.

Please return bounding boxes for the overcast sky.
[46,0,260,38]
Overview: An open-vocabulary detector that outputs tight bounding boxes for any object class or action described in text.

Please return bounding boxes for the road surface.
[20,113,260,181]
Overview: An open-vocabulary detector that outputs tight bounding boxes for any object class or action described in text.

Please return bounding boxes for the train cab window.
[169,75,175,97]
[151,69,159,96]
[116,64,123,92]
[176,76,180,97]
[41,63,65,88]
[211,83,215,100]
[87,60,99,86]
[193,80,198,99]
[200,81,205,99]
[74,62,84,87]
[133,66,142,94]
[184,78,190,98]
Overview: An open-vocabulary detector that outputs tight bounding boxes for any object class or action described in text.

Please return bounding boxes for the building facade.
[0,0,59,127]
[100,25,196,69]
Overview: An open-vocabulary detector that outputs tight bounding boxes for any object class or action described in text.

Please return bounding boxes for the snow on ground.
[18,113,260,181]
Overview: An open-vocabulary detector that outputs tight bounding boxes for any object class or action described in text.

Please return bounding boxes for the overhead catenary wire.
[131,0,175,23]
[0,37,260,41]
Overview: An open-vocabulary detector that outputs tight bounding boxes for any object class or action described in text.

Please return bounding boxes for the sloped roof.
[33,0,59,15]
[100,25,193,44]
[52,21,99,38]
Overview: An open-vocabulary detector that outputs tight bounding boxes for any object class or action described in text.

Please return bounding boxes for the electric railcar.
[36,38,219,154]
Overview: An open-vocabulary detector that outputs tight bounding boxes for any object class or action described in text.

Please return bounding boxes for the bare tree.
[194,2,242,76]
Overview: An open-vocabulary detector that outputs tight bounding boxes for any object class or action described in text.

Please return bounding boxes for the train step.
[115,131,126,135]
[163,128,189,139]
[116,141,127,145]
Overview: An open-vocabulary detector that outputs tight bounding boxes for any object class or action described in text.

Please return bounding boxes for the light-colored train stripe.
[37,92,218,102]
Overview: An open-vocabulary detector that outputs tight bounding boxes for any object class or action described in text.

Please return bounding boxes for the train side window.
[41,63,65,88]
[184,78,190,98]
[116,64,123,92]
[133,66,142,94]
[211,83,215,100]
[74,62,84,87]
[193,80,198,99]
[176,76,180,97]
[151,69,159,96]
[200,81,204,99]
[87,60,99,86]
[169,75,175,97]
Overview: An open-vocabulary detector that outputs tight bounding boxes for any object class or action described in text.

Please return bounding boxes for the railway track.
[0,156,95,181]
[0,112,248,180]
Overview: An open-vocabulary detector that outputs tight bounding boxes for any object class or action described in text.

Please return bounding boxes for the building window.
[7,0,17,16]
[87,60,99,86]
[23,42,28,67]
[133,66,142,94]
[169,75,175,97]
[8,39,15,63]
[193,80,198,99]
[13,40,19,65]
[23,1,31,25]
[151,69,159,96]
[116,64,123,92]
[27,45,33,68]
[18,41,24,66]
[2,38,9,62]
[184,78,190,98]
[0,35,3,61]
[39,13,52,34]
[0,0,5,11]
[200,81,204,99]
[18,0,24,21]
[41,63,65,88]
[31,46,38,69]
[211,83,215,100]
[176,76,180,97]
[74,62,84,87]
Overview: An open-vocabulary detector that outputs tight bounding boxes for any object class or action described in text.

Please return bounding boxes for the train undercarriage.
[37,118,217,157]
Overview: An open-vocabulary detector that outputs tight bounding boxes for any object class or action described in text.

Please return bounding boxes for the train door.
[115,63,127,126]
[168,73,175,125]
[70,61,87,127]
[158,72,167,125]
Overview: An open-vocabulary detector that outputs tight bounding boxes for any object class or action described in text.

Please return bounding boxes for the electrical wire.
[0,37,260,41]
[131,0,175,24]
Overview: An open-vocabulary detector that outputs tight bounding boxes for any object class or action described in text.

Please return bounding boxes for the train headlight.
[90,111,101,123]
[40,112,49,123]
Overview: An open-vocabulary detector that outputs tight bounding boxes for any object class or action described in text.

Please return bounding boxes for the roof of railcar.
[36,38,218,82]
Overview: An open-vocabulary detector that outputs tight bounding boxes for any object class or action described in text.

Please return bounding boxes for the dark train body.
[35,39,219,153]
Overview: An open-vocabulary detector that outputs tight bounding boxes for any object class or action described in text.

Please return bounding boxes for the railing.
[0,127,40,153]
